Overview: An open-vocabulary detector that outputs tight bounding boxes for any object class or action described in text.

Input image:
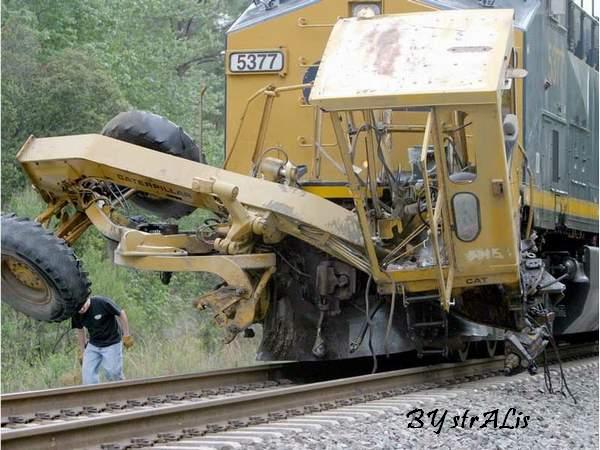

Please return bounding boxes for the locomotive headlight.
[351,2,381,18]
[452,193,480,242]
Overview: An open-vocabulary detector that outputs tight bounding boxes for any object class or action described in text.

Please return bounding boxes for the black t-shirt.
[71,296,122,347]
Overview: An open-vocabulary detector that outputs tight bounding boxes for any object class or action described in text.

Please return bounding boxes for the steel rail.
[1,362,293,418]
[0,358,505,450]
[1,342,596,450]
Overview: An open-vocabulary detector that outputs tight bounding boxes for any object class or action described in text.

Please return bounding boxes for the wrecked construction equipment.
[2,3,598,374]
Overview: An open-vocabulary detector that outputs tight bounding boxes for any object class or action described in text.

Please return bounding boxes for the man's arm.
[117,310,134,349]
[75,328,86,354]
[117,310,130,337]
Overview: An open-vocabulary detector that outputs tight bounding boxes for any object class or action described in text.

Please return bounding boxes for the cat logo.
[466,277,488,285]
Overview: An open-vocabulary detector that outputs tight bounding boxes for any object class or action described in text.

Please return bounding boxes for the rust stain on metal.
[367,26,401,76]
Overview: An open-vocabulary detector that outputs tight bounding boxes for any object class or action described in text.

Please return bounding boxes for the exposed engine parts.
[504,328,548,374]
[257,156,308,186]
[316,260,357,315]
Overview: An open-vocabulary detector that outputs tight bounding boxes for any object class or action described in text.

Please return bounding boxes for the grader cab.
[2,8,567,371]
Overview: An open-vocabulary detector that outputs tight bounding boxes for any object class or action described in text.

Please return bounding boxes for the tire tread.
[1,215,91,322]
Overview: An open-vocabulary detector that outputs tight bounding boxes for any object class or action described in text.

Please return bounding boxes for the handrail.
[225,83,312,169]
[419,109,455,311]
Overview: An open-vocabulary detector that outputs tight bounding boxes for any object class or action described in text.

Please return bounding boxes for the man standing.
[72,295,134,384]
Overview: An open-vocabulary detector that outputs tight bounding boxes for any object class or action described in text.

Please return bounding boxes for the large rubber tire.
[101,110,204,219]
[1,215,91,322]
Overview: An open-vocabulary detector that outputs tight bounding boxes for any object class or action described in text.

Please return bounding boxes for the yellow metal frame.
[6,3,596,348]
[83,201,274,292]
[325,103,520,297]
[419,110,455,310]
[81,199,277,340]
[225,83,312,170]
[330,111,386,282]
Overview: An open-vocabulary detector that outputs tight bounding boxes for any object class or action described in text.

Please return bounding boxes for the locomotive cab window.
[445,111,476,183]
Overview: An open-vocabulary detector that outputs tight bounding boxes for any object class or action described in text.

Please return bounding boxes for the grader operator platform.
[2,3,598,374]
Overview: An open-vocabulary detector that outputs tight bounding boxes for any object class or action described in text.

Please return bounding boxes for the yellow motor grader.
[2,6,598,373]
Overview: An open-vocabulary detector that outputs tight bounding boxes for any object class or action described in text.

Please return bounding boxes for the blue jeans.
[82,342,123,384]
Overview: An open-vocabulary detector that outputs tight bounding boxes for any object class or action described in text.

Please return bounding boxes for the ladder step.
[405,294,440,304]
[411,321,445,328]
[421,349,445,355]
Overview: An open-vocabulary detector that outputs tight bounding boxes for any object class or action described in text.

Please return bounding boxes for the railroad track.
[1,362,296,419]
[1,342,596,450]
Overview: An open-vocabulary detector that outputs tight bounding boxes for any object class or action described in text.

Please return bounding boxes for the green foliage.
[1,0,255,392]
[1,0,248,199]
[34,49,129,136]
[5,187,45,219]
[1,302,261,392]
[1,6,42,197]
[1,188,258,393]
[1,7,128,200]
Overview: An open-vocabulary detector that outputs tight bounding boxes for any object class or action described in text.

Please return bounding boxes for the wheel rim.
[1,254,53,306]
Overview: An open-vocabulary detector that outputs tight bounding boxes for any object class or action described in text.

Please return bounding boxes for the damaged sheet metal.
[309,9,514,110]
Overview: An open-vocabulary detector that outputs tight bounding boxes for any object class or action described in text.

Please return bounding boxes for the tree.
[1,3,128,201]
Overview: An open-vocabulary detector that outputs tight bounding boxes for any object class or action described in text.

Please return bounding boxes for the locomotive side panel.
[524,1,599,234]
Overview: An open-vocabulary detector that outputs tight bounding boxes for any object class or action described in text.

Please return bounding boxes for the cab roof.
[309,9,514,111]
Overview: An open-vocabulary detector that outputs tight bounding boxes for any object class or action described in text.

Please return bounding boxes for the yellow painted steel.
[310,10,514,110]
[19,8,523,292]
[530,189,599,221]
[305,9,520,295]
[418,111,454,309]
[223,0,598,260]
[224,2,528,203]
[302,185,371,198]
[17,134,365,247]
[225,0,434,182]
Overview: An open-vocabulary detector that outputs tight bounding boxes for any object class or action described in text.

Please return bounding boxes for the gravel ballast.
[247,358,598,450]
